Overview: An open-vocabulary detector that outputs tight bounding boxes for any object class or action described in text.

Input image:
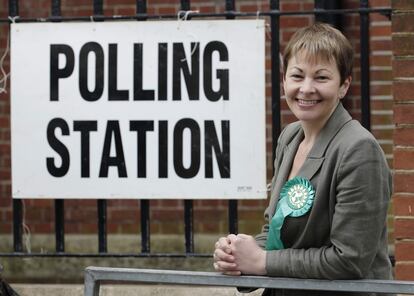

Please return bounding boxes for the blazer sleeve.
[265,137,391,279]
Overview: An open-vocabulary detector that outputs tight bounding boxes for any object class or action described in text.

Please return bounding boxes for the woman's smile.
[295,99,322,107]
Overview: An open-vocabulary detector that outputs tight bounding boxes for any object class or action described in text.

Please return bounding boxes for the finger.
[214,248,235,262]
[218,237,230,246]
[216,237,232,254]
[213,262,219,271]
[214,260,240,275]
[227,234,237,242]
[215,260,238,271]
[236,233,250,240]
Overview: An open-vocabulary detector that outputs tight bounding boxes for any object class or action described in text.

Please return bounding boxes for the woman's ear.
[339,76,352,99]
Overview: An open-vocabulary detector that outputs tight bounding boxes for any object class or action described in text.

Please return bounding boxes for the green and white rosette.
[266,176,315,250]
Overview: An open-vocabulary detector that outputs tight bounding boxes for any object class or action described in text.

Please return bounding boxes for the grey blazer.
[255,103,393,296]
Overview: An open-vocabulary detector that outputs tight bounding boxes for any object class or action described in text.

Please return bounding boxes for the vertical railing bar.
[12,200,23,252]
[97,200,107,253]
[93,0,103,16]
[314,0,324,23]
[55,200,65,252]
[141,200,150,253]
[50,0,65,254]
[8,0,18,17]
[225,0,235,14]
[314,1,343,35]
[181,0,190,11]
[228,200,238,234]
[270,0,281,167]
[225,0,238,235]
[9,0,22,253]
[92,0,106,254]
[136,0,147,19]
[183,193,194,252]
[181,0,194,254]
[51,0,61,18]
[314,0,340,27]
[360,0,371,131]
[136,0,151,254]
[184,200,193,253]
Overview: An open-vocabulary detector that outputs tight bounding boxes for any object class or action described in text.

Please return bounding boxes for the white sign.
[11,20,266,199]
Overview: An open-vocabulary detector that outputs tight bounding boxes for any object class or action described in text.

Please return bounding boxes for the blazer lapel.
[268,129,303,215]
[279,131,303,184]
[297,102,353,182]
[299,158,325,182]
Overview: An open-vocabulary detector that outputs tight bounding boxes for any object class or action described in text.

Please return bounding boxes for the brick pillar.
[392,0,414,281]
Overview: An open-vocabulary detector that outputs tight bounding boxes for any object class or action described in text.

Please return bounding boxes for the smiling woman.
[282,52,352,180]
[213,23,393,296]
[281,23,353,142]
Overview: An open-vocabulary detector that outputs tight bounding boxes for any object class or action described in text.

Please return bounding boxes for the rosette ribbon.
[266,176,315,250]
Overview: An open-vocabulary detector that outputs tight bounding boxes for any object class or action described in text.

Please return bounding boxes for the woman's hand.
[230,234,267,275]
[213,234,241,275]
[213,234,266,276]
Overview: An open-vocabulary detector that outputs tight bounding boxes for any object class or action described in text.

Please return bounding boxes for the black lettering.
[158,43,168,101]
[204,120,230,178]
[73,121,98,178]
[174,118,200,178]
[99,121,127,178]
[46,118,70,177]
[203,41,229,101]
[158,120,168,178]
[108,44,129,101]
[79,42,104,101]
[133,43,155,101]
[50,44,75,101]
[173,43,199,100]
[130,121,154,178]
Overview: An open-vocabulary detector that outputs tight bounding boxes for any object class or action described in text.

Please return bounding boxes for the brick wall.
[392,0,414,281]
[0,1,11,234]
[0,0,396,250]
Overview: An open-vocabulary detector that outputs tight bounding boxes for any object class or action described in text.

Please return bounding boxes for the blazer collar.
[307,102,353,159]
[282,103,352,183]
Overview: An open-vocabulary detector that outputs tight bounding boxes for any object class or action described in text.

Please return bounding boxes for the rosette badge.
[266,177,315,250]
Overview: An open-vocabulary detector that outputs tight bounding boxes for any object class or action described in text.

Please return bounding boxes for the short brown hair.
[282,23,354,85]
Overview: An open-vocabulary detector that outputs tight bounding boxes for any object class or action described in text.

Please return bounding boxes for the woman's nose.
[299,78,316,94]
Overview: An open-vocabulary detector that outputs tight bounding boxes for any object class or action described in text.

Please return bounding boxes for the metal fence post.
[270,0,280,167]
[9,0,23,254]
[360,0,371,131]
[84,268,100,296]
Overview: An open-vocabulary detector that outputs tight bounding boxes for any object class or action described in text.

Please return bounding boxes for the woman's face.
[283,51,351,126]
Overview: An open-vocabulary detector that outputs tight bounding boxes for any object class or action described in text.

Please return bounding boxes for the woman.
[213,23,393,296]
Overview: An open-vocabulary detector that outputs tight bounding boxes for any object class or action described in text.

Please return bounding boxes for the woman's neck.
[300,122,323,147]
[300,101,338,146]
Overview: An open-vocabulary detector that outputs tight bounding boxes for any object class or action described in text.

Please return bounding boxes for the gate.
[0,0,392,259]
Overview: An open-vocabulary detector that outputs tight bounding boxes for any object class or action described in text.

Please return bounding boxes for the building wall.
[0,0,403,278]
[392,0,414,281]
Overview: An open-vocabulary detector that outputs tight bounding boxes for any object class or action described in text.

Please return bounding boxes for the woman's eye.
[290,74,303,79]
[316,76,328,81]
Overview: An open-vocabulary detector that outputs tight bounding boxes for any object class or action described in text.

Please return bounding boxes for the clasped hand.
[213,233,266,276]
